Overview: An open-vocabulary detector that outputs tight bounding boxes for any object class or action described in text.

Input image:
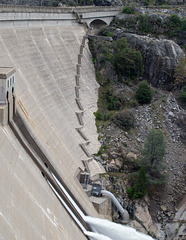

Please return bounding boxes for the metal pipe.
[101,190,129,222]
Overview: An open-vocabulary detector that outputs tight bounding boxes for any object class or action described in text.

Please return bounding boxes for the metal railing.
[0,4,122,13]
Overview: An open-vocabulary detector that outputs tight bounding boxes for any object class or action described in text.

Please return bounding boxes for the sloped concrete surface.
[0,126,87,240]
[0,21,102,239]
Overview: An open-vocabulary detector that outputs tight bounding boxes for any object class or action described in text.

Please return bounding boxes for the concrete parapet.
[75,75,80,86]
[80,45,84,55]
[76,111,84,126]
[76,127,89,141]
[82,159,90,173]
[76,98,84,111]
[82,36,86,45]
[76,64,81,76]
[75,86,80,98]
[80,143,91,158]
[78,54,82,65]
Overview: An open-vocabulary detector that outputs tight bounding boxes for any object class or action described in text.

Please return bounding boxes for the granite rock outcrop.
[124,33,183,89]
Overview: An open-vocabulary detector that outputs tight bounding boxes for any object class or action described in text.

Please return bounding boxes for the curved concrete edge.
[73,20,105,179]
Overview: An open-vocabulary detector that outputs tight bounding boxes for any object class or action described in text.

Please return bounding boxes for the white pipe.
[101,190,129,222]
[50,171,97,233]
[50,171,85,219]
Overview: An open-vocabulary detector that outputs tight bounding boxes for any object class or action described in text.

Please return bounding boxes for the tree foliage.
[138,14,151,32]
[113,38,144,79]
[174,53,186,88]
[127,165,147,199]
[122,6,134,14]
[136,80,152,104]
[112,110,134,131]
[140,128,166,188]
[180,85,186,103]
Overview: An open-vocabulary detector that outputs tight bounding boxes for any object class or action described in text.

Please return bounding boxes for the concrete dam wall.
[0,9,106,239]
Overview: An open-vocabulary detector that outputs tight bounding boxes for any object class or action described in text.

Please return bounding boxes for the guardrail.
[0,4,122,13]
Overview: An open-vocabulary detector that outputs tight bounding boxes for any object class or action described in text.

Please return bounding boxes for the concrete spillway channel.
[9,113,91,237]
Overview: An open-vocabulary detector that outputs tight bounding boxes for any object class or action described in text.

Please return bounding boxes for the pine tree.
[136,80,152,104]
[141,128,166,188]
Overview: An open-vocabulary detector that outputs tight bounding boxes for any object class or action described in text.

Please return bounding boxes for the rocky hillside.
[89,5,186,240]
[0,0,185,6]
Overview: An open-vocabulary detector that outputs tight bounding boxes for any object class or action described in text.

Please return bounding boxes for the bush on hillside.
[113,38,144,79]
[138,14,152,32]
[122,6,134,14]
[112,110,134,131]
[174,53,186,88]
[127,165,147,199]
[94,111,102,120]
[136,80,152,104]
[180,85,186,103]
[140,128,166,189]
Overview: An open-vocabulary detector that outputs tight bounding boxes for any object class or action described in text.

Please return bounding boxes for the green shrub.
[174,53,186,88]
[181,19,186,31]
[127,166,147,199]
[144,0,149,6]
[98,26,111,36]
[126,187,134,199]
[108,99,121,111]
[112,110,134,131]
[136,80,152,104]
[113,38,144,79]
[122,6,134,14]
[104,90,122,111]
[94,111,102,120]
[97,145,107,156]
[103,112,113,121]
[138,14,151,32]
[140,128,166,189]
[169,14,182,28]
[180,85,186,103]
[156,0,166,5]
[129,99,138,108]
[107,32,114,38]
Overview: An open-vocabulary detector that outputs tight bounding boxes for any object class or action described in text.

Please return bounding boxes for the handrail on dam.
[0,4,122,13]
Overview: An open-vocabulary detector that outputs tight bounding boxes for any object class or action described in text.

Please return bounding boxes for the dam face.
[0,9,105,239]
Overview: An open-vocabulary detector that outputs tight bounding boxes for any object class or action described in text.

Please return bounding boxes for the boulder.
[115,158,123,169]
[135,201,162,239]
[126,152,137,162]
[128,220,147,234]
[165,222,185,240]
[165,200,186,239]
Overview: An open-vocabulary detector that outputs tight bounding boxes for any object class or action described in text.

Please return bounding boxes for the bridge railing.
[0,4,122,14]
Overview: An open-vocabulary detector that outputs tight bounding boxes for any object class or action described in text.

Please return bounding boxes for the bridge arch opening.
[90,19,107,32]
